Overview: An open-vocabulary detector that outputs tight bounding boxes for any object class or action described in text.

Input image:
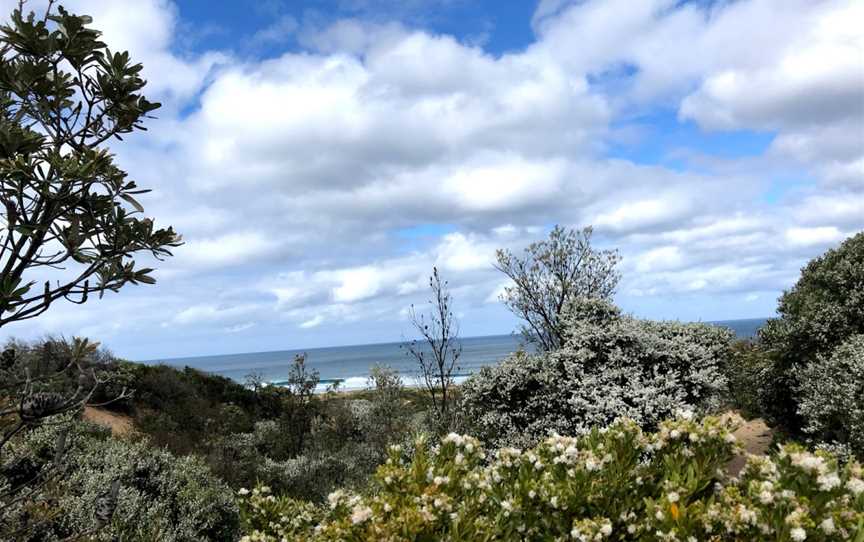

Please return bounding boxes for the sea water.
[146,318,766,391]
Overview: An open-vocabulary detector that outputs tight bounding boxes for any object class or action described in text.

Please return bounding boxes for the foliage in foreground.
[4,420,239,541]
[460,298,733,448]
[239,414,864,541]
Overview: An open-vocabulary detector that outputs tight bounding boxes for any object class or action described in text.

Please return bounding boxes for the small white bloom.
[790,527,807,541]
[350,505,373,524]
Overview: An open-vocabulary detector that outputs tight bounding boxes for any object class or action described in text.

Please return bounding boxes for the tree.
[0,3,181,328]
[760,231,864,366]
[0,4,176,537]
[758,231,864,429]
[494,225,620,351]
[404,267,461,431]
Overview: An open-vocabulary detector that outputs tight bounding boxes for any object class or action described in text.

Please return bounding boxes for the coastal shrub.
[5,421,239,541]
[239,413,864,541]
[460,298,732,448]
[759,232,864,429]
[210,387,409,502]
[0,338,133,539]
[721,340,775,418]
[798,335,864,458]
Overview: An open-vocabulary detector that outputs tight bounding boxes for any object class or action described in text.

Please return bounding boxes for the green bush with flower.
[239,413,864,541]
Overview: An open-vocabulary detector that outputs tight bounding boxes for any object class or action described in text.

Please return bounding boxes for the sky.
[0,0,862,361]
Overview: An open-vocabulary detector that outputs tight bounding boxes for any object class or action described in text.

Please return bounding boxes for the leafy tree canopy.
[0,3,180,327]
[760,232,864,366]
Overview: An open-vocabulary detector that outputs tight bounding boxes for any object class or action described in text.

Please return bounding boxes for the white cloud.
[784,226,845,247]
[635,246,683,273]
[1,0,861,359]
[299,315,325,329]
[176,232,280,269]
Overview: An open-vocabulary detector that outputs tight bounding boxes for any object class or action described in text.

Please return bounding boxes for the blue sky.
[0,0,861,360]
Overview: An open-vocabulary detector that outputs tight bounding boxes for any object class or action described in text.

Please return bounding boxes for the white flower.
[676,409,694,421]
[790,527,806,541]
[817,472,841,491]
[667,492,680,503]
[350,505,373,524]
[846,477,864,495]
[238,488,250,495]
[820,517,835,535]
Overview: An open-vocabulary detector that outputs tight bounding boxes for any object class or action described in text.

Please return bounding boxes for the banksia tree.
[0,2,181,329]
[0,1,176,537]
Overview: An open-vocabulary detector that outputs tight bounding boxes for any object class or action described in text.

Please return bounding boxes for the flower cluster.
[240,414,863,541]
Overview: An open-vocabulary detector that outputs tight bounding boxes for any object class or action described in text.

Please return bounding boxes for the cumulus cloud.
[0,0,861,359]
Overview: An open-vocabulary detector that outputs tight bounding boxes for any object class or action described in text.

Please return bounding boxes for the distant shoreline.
[146,318,769,393]
[143,318,768,365]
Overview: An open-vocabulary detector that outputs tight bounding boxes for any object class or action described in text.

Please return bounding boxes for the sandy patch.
[726,416,774,476]
[82,406,134,437]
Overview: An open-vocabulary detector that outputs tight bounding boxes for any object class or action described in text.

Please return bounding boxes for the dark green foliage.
[720,340,775,419]
[0,5,180,327]
[758,232,864,429]
[0,336,131,539]
[117,363,262,455]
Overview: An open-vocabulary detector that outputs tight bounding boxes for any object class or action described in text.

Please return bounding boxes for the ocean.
[148,317,767,391]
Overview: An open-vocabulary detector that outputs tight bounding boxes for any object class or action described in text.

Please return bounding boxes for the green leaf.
[120,193,144,213]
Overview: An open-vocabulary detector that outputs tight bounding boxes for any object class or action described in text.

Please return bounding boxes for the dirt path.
[726,416,774,476]
[82,406,134,437]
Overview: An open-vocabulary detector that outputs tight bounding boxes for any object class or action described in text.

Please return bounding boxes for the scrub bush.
[4,421,239,541]
[798,335,864,458]
[460,298,732,448]
[239,414,864,541]
[759,232,864,429]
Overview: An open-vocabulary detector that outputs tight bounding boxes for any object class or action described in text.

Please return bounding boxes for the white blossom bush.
[5,421,238,541]
[238,413,864,541]
[797,335,864,457]
[460,298,732,448]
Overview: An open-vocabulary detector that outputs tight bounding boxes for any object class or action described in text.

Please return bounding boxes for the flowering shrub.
[239,414,864,541]
[798,335,864,458]
[461,298,732,447]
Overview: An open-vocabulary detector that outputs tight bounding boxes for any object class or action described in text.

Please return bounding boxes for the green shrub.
[460,298,733,448]
[239,414,864,541]
[798,335,864,458]
[760,232,864,429]
[5,421,239,541]
[721,340,775,418]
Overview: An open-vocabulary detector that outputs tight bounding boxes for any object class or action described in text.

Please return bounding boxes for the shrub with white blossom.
[460,298,732,448]
[797,334,864,458]
[238,413,864,541]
